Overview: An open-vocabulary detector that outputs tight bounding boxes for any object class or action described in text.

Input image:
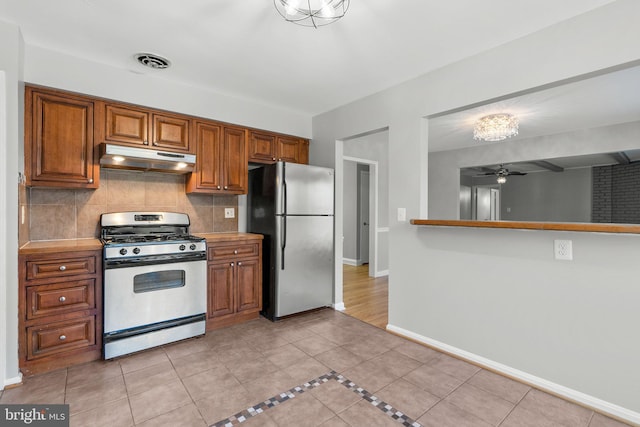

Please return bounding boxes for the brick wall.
[592,163,640,223]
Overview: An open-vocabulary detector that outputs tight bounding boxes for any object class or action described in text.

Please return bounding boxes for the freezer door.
[275,215,333,317]
[277,162,334,215]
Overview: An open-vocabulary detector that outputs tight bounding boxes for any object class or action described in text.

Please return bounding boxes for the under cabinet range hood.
[99,144,196,174]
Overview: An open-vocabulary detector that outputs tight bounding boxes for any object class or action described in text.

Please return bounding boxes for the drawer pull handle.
[59,335,66,341]
[59,265,66,271]
[59,296,66,303]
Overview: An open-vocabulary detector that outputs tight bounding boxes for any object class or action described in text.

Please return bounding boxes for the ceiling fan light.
[473,113,519,142]
[497,175,507,184]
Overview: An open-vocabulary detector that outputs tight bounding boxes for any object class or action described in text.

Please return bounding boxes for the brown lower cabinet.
[18,249,102,376]
[206,236,262,330]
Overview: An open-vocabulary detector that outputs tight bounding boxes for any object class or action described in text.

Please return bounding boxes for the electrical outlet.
[224,207,235,219]
[554,240,573,261]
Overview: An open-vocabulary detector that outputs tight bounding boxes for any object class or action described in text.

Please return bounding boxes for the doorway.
[472,185,500,221]
[357,165,370,267]
[338,128,389,329]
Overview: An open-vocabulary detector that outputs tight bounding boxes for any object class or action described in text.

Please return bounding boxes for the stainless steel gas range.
[101,212,207,359]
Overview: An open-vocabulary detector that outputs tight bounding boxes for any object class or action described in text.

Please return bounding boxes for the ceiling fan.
[476,164,527,183]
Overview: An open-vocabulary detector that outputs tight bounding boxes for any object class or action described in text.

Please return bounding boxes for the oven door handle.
[104,252,206,269]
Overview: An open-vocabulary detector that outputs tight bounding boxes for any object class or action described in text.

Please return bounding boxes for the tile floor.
[0,309,633,427]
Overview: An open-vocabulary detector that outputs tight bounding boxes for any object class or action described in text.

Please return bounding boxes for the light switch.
[397,208,406,222]
[225,207,235,218]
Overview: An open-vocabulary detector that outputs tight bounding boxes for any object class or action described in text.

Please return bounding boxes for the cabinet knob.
[234,249,238,254]
[238,262,242,266]
[59,296,66,303]
[88,179,94,184]
[59,335,66,341]
[224,186,228,190]
[152,142,158,146]
[272,157,276,161]
[143,141,149,145]
[230,262,234,267]
[217,185,221,190]
[59,265,66,271]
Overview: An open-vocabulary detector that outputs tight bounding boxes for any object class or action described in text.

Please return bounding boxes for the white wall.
[312,0,640,421]
[342,160,358,261]
[500,167,592,222]
[24,46,311,138]
[0,19,23,389]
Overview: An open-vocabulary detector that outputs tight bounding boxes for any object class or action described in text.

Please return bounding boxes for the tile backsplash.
[25,169,238,241]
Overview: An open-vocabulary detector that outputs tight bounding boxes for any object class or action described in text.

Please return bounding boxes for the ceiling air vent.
[134,53,171,70]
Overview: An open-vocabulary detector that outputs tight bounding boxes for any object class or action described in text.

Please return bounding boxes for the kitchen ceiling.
[0,0,616,116]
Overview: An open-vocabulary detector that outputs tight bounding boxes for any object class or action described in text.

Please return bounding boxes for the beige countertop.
[195,232,264,242]
[19,233,263,255]
[19,238,103,255]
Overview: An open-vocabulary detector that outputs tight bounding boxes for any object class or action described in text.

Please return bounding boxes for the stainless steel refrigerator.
[247,162,334,320]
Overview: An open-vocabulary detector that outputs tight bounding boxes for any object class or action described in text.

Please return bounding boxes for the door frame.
[344,156,380,278]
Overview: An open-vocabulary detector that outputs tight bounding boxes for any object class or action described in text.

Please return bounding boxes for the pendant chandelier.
[274,0,350,28]
[473,113,519,142]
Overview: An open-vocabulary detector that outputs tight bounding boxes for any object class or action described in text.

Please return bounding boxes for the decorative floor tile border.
[211,371,423,427]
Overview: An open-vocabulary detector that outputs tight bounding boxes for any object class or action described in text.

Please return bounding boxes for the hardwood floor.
[343,264,388,329]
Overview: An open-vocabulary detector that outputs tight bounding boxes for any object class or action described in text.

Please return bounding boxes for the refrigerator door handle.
[281,215,286,270]
[282,176,287,216]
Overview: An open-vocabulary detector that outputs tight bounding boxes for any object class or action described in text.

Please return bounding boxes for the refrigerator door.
[275,215,333,317]
[277,162,334,216]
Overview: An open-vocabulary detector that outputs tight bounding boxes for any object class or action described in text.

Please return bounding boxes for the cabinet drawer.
[26,279,95,320]
[208,242,260,261]
[26,255,96,280]
[27,316,96,360]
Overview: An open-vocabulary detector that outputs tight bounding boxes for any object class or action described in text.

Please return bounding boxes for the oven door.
[104,258,207,334]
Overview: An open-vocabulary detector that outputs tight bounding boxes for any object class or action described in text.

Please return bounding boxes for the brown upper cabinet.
[248,130,309,165]
[25,86,99,189]
[98,102,192,153]
[186,122,248,194]
[24,86,309,190]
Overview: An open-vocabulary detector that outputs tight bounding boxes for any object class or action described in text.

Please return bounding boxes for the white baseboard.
[3,372,22,389]
[386,324,640,426]
[342,259,358,266]
[333,302,345,311]
[374,269,389,278]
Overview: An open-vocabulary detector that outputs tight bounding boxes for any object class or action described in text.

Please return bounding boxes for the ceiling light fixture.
[473,113,519,142]
[274,0,350,28]
[497,174,507,184]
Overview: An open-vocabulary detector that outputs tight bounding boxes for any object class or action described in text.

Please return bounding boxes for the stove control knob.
[119,248,128,256]
[190,244,197,251]
[179,244,186,251]
[133,247,141,255]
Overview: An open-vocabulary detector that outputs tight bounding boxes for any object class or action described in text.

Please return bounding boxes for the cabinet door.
[208,261,235,318]
[187,122,223,193]
[298,140,309,165]
[26,88,97,188]
[248,131,277,163]
[221,127,248,194]
[104,104,149,146]
[277,136,302,163]
[236,258,261,313]
[152,113,191,152]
